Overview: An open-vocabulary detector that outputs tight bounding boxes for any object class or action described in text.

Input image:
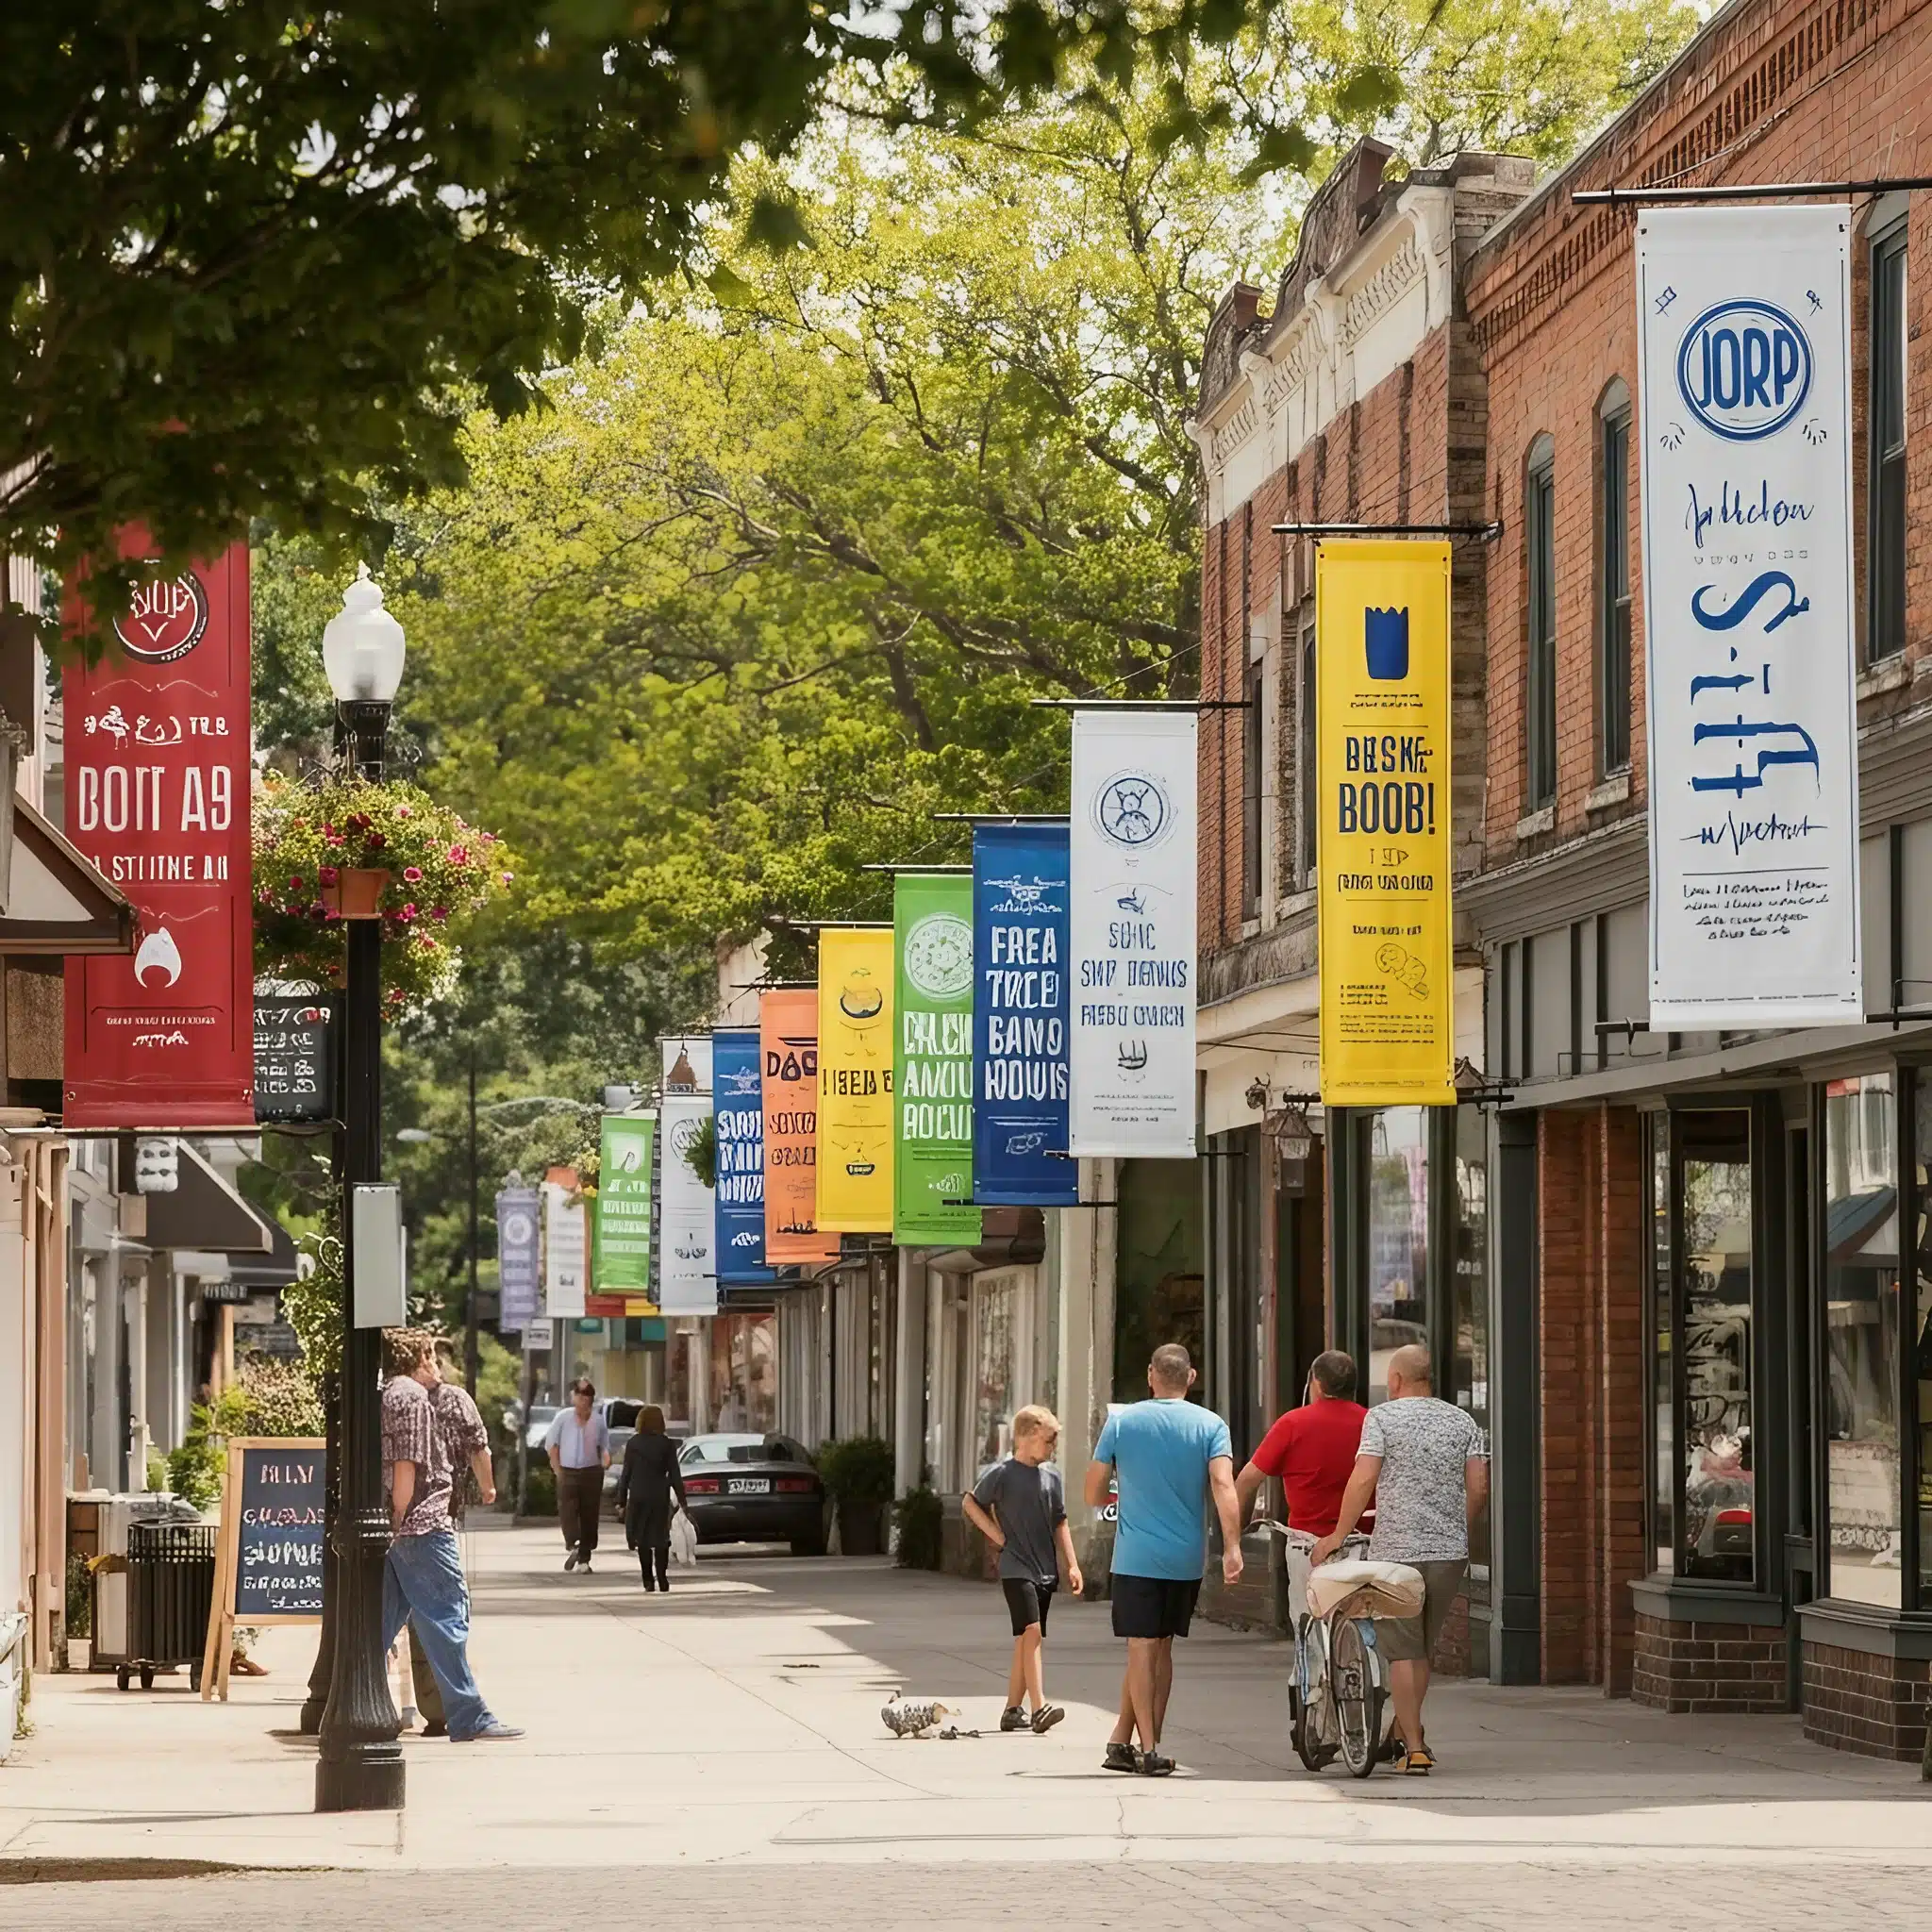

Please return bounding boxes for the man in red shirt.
[1233,1350,1369,1537]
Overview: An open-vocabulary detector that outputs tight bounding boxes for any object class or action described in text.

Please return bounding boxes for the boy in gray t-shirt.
[964,1406,1084,1733]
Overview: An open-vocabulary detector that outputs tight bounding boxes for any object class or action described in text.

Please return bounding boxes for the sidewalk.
[3,1518,1929,1877]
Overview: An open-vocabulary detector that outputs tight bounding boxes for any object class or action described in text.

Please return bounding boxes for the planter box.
[321,868,391,920]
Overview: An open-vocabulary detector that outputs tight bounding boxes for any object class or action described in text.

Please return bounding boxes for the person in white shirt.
[545,1378,611,1574]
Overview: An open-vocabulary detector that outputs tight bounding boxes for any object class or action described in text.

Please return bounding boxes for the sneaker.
[1030,1704,1065,1734]
[1000,1706,1026,1732]
[422,1720,447,1739]
[1102,1740,1141,1774]
[1140,1752,1177,1777]
[454,1722,525,1742]
[564,1551,579,1572]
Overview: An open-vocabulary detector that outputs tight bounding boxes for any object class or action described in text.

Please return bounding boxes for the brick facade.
[1802,1641,1932,1758]
[1632,1611,1788,1714]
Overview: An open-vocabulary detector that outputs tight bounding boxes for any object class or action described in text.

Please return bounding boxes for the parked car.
[523,1404,560,1456]
[600,1398,645,1514]
[677,1433,825,1555]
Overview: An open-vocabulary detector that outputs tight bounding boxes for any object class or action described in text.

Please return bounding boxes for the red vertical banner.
[63,538,254,1125]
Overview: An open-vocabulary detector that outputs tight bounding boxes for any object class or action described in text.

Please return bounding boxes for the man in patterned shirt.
[380,1330,521,1742]
[1312,1344,1487,1775]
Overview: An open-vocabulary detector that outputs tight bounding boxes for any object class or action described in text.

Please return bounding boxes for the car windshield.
[680,1434,805,1466]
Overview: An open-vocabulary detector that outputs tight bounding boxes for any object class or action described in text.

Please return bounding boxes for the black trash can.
[122,1521,216,1691]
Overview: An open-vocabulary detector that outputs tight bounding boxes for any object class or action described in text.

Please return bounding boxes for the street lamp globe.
[321,564,407,704]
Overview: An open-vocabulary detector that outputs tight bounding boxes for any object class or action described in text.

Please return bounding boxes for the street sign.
[253,996,339,1124]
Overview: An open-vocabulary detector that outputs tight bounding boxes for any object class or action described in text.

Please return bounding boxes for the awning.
[0,791,133,954]
[142,1141,275,1255]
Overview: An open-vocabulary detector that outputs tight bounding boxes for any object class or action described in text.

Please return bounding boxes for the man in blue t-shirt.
[1083,1343,1241,1776]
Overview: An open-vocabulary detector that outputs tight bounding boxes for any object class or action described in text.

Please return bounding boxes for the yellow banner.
[816,927,895,1231]
[1317,540,1455,1107]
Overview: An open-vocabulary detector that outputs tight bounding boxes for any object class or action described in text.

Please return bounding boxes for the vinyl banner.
[1316,540,1456,1106]
[661,1034,712,1094]
[659,1092,718,1315]
[760,990,838,1262]
[892,874,981,1245]
[973,824,1076,1206]
[1638,207,1861,1026]
[591,1118,653,1311]
[495,1186,542,1335]
[544,1174,591,1319]
[64,538,254,1125]
[712,1028,774,1282]
[1068,712,1198,1158]
[817,927,894,1231]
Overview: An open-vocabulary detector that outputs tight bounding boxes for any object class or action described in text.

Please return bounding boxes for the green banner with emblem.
[594,1113,656,1305]
[893,874,982,1245]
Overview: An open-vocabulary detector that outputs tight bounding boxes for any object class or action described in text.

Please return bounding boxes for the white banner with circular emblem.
[1068,709,1199,1158]
[1638,205,1862,1027]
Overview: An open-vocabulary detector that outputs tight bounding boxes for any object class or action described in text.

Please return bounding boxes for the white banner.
[658,1091,718,1314]
[1639,206,1861,1026]
[1068,709,1198,1157]
[662,1035,713,1093]
[541,1178,587,1319]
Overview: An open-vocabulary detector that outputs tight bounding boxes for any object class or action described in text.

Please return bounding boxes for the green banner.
[594,1113,656,1294]
[893,874,982,1245]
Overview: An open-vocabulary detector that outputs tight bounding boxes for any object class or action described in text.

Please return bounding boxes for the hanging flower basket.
[253,769,513,1018]
[320,866,391,920]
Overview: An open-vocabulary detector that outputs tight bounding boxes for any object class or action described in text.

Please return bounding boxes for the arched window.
[1525,434,1557,811]
[1598,381,1633,774]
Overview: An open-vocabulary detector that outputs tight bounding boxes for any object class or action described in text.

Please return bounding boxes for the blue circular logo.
[1674,298,1812,441]
[1095,772,1171,848]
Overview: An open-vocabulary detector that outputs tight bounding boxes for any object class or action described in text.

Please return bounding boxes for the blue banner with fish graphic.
[712,1028,774,1284]
[973,824,1077,1206]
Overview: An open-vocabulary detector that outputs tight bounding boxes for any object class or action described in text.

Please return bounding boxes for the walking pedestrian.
[1312,1343,1489,1774]
[546,1377,610,1574]
[962,1404,1082,1734]
[380,1332,521,1742]
[614,1404,687,1591]
[382,1332,498,1736]
[1083,1344,1242,1776]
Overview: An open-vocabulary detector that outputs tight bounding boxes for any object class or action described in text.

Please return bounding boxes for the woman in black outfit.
[615,1404,687,1591]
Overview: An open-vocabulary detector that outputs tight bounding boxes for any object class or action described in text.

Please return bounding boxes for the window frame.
[1525,439,1558,811]
[1241,654,1263,921]
[1598,388,1634,775]
[1298,620,1318,887]
[1868,221,1908,663]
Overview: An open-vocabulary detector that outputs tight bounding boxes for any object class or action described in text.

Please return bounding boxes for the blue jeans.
[382,1527,494,1740]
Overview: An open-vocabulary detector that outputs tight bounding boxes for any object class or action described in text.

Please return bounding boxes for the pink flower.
[400,903,417,921]
[319,865,340,886]
[326,832,344,848]
[395,805,413,819]
[447,844,469,865]
[500,871,513,885]
[403,866,423,883]
[431,906,449,923]
[324,908,341,923]
[365,831,387,851]
[289,875,303,891]
[479,831,496,845]
[322,823,336,837]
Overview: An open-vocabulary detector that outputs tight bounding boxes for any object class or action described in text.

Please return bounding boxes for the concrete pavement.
[3,1518,1930,1923]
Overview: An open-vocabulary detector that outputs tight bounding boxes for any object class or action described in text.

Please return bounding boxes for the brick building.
[1195,0,1932,1754]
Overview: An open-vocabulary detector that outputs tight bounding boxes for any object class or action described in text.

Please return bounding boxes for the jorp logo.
[113,573,208,661]
[1675,299,1811,441]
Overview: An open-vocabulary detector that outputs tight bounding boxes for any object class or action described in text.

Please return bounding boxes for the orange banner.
[760,989,838,1263]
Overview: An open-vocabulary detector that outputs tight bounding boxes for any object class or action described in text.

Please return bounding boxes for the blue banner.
[973,824,1077,1206]
[711,1029,774,1283]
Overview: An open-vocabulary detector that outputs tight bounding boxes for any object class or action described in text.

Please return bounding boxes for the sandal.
[1402,1744,1435,1774]
[1103,1740,1141,1774]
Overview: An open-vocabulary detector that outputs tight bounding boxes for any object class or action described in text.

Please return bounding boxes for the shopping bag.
[1304,1557,1425,1621]
[670,1507,698,1567]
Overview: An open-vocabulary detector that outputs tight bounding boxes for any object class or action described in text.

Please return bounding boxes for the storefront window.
[708,1311,776,1436]
[1367,1108,1428,1404]
[1453,1108,1490,1570]
[1677,1110,1753,1583]
[1650,1117,1673,1574]
[1819,1075,1902,1607]
[972,1270,1020,1471]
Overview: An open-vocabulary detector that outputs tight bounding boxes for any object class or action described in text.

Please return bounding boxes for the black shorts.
[1109,1573,1202,1641]
[1002,1576,1056,1635]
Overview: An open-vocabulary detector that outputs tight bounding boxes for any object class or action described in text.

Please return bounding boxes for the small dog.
[880,1695,956,1739]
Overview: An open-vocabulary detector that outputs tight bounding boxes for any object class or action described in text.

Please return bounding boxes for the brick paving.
[13,1858,1932,1928]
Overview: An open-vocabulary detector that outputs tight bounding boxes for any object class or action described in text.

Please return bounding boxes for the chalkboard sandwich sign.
[200,1437,325,1701]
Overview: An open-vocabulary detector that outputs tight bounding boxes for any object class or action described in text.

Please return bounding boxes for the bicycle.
[1272,1524,1401,1779]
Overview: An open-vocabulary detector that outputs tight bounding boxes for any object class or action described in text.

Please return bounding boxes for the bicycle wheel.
[1330,1615,1385,1779]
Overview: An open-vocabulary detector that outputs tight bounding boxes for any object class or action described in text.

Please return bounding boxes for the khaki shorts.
[1374,1558,1467,1663]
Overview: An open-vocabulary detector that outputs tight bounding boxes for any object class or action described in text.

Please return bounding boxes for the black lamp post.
[315,568,408,1814]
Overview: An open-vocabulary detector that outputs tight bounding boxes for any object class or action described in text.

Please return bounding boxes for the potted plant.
[818,1435,893,1557]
